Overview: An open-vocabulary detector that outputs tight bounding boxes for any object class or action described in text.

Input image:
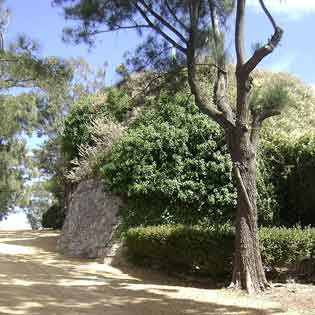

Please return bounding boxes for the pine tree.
[54,0,286,293]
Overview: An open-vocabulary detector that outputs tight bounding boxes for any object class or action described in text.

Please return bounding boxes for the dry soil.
[0,230,314,315]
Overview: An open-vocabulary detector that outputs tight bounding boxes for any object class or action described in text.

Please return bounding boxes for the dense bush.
[125,225,315,277]
[42,204,65,229]
[259,226,315,267]
[103,94,236,228]
[61,88,130,161]
[61,73,315,228]
[124,224,234,278]
[258,134,315,227]
[257,79,315,226]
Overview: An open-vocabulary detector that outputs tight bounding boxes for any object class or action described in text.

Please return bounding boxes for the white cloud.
[247,0,315,19]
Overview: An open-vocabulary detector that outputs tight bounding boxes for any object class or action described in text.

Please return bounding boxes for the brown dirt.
[0,230,313,315]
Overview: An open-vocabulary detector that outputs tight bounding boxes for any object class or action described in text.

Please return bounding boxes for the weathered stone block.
[57,179,122,258]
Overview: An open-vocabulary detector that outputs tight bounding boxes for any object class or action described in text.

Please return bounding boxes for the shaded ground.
[0,230,313,315]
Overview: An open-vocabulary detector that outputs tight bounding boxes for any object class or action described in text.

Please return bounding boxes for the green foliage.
[250,72,293,112]
[61,88,130,161]
[0,10,73,219]
[125,224,315,277]
[256,78,315,227]
[54,0,234,48]
[103,94,236,228]
[60,69,315,229]
[0,92,37,219]
[259,226,315,267]
[23,181,54,230]
[31,58,111,220]
[124,224,234,278]
[42,204,65,230]
[0,140,25,220]
[0,39,71,91]
[105,88,133,121]
[258,133,315,227]
[262,75,315,138]
[61,95,99,161]
[256,156,280,226]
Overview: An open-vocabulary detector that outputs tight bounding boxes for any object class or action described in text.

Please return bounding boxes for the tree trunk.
[227,128,269,294]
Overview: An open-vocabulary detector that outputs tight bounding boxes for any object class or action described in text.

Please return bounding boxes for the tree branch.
[187,53,234,128]
[242,27,283,75]
[134,2,187,54]
[259,0,277,29]
[165,0,188,32]
[0,58,19,64]
[187,62,234,129]
[208,1,235,125]
[241,0,283,75]
[233,162,253,211]
[235,0,246,66]
[214,69,235,125]
[250,108,281,146]
[208,0,220,54]
[83,24,151,35]
[138,0,188,44]
[0,77,37,90]
[0,32,3,52]
[185,1,235,130]
[257,108,281,122]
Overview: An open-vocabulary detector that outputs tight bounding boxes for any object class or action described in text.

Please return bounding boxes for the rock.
[57,179,122,259]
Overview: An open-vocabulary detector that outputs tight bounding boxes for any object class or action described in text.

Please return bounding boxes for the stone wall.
[57,179,122,258]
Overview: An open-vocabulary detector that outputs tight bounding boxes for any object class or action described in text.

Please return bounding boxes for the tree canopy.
[0,2,73,220]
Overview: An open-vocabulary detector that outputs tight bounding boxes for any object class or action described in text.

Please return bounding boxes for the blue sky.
[5,0,315,85]
[5,0,141,86]
[246,0,315,84]
[2,0,315,228]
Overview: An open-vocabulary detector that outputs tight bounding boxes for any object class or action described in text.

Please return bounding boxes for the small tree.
[0,1,72,220]
[54,0,286,293]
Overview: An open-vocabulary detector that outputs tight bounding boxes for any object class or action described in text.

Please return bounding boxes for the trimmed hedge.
[124,225,315,278]
[124,224,234,278]
[260,226,315,267]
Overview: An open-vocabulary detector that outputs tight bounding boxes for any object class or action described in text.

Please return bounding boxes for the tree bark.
[185,0,282,294]
[230,144,268,293]
[226,75,269,294]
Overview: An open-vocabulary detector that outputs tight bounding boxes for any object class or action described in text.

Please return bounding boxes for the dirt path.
[0,230,310,315]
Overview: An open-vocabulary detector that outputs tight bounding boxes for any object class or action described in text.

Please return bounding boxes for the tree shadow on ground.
[0,231,288,315]
[0,230,60,253]
[0,278,286,315]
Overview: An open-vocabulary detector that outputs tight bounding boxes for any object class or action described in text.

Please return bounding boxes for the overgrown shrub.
[257,79,315,227]
[61,88,130,161]
[61,74,315,228]
[42,204,65,229]
[66,118,126,182]
[125,225,315,277]
[103,94,236,228]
